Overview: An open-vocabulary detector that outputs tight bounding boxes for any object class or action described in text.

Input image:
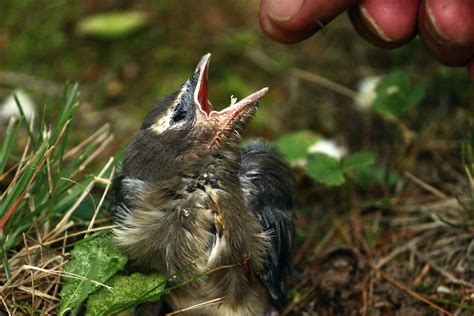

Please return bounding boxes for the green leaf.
[372,71,426,116]
[86,272,168,315]
[273,130,321,162]
[59,235,128,316]
[341,152,375,172]
[76,11,149,40]
[307,153,345,186]
[352,166,399,189]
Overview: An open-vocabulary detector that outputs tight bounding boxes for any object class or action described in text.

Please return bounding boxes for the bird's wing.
[110,171,126,214]
[110,170,147,216]
[238,140,295,307]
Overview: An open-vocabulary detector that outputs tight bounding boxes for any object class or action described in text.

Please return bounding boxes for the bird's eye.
[172,107,186,123]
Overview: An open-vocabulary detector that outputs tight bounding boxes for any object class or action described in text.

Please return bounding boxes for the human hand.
[259,0,474,79]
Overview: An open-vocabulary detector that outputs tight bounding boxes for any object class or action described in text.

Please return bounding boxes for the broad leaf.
[342,152,375,172]
[86,272,168,315]
[76,11,149,39]
[352,166,399,189]
[372,71,426,116]
[307,153,344,186]
[59,235,128,315]
[273,130,321,162]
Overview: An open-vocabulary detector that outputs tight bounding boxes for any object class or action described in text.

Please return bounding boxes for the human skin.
[259,0,474,80]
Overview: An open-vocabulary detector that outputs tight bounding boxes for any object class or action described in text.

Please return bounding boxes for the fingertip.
[259,0,357,44]
[349,0,420,49]
[418,0,474,66]
[265,0,304,22]
[259,2,316,44]
[424,0,474,44]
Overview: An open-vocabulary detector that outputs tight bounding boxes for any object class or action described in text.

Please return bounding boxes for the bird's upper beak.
[192,53,268,130]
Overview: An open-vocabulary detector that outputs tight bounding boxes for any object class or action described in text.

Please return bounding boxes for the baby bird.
[112,54,294,315]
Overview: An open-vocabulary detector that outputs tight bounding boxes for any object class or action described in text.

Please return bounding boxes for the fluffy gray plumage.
[111,55,294,315]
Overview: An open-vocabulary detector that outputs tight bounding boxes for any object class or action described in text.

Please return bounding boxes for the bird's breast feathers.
[113,172,267,275]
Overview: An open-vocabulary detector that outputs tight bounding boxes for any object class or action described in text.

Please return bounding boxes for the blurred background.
[1,0,473,314]
[1,0,471,147]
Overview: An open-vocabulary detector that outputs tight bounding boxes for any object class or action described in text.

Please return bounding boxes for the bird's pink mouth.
[193,53,268,127]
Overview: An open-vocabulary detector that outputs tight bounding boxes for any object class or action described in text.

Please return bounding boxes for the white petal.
[355,75,382,109]
[308,139,346,160]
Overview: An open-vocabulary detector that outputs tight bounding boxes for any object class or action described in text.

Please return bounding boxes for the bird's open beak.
[193,53,269,130]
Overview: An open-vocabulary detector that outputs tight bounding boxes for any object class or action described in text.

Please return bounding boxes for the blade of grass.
[13,94,36,147]
[0,142,50,228]
[0,118,19,176]
[51,83,79,145]
[36,105,47,145]
[1,237,12,280]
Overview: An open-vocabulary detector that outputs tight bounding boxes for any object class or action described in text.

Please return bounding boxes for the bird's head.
[122,54,268,181]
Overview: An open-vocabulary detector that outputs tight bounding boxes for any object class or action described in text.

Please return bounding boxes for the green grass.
[0,84,115,313]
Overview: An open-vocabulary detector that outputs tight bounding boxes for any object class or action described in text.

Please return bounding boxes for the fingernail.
[360,6,391,42]
[424,1,450,45]
[266,0,304,21]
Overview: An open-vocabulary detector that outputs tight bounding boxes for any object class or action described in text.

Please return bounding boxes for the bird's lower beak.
[193,53,269,130]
